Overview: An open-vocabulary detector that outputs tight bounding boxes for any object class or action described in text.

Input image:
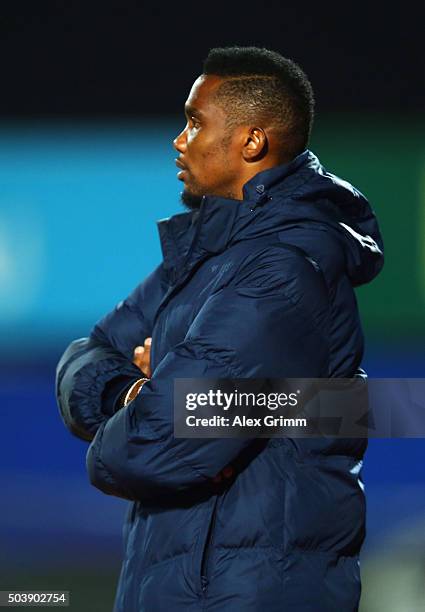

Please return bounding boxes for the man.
[56,47,383,611]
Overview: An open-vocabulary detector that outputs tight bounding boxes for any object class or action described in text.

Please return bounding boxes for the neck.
[234,156,290,199]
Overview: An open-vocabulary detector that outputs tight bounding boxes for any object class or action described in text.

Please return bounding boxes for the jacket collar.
[157,149,313,273]
[242,149,311,201]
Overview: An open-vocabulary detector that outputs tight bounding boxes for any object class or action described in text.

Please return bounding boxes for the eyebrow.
[184,104,204,118]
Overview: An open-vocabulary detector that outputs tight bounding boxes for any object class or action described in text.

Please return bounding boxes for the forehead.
[185,74,225,111]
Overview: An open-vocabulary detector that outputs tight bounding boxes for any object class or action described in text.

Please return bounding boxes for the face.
[173,75,242,210]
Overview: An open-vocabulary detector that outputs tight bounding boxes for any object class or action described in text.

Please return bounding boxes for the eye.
[190,116,201,129]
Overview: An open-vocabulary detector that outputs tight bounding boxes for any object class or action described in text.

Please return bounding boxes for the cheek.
[188,129,219,158]
[189,142,219,175]
[187,132,233,186]
[199,138,226,165]
[197,149,226,185]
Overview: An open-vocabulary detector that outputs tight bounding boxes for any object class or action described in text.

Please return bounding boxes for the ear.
[242,127,268,161]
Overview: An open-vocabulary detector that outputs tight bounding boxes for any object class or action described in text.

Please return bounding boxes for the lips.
[175,158,188,181]
[175,158,186,170]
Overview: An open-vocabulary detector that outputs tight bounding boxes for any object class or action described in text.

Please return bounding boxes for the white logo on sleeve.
[339,222,382,254]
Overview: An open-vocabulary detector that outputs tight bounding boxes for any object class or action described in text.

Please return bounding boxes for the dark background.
[1,1,424,116]
[0,3,424,611]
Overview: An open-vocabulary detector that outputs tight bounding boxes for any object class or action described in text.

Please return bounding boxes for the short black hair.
[203,46,315,160]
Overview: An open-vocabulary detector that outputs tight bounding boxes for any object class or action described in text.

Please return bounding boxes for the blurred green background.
[313,116,425,338]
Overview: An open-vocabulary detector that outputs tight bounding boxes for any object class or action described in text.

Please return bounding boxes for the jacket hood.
[158,150,384,287]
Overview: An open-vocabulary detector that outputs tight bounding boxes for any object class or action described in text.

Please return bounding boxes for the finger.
[133,343,152,377]
[133,346,147,372]
[133,346,145,362]
[142,338,152,377]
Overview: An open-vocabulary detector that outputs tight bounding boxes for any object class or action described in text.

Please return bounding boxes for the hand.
[133,337,152,377]
[133,338,233,483]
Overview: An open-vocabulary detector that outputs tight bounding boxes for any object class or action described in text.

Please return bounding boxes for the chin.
[180,189,204,211]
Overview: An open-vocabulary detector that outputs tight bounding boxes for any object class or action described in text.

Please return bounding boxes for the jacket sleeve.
[86,247,331,501]
[56,264,166,441]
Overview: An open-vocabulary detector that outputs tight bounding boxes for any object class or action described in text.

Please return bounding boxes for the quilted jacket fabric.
[56,150,383,611]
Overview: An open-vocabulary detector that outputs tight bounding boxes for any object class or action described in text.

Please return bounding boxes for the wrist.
[122,378,149,408]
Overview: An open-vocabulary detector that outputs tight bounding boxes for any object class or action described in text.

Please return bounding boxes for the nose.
[173,124,188,153]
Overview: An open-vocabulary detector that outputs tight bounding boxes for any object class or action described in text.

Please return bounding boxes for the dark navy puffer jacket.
[56,150,383,611]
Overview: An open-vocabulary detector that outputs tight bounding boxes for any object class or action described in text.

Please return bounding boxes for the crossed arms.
[56,249,328,503]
